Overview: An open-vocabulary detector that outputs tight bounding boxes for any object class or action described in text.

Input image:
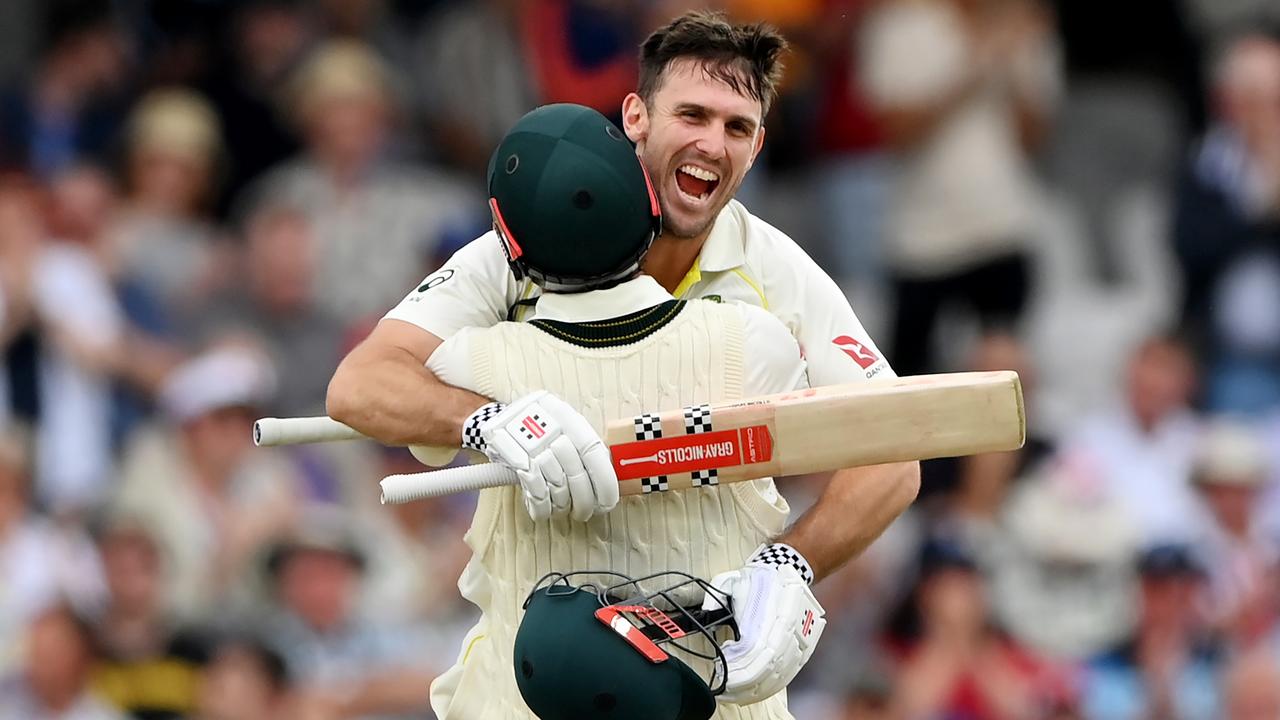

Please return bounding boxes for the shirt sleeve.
[737,305,809,396]
[383,232,528,342]
[424,329,478,394]
[764,234,896,388]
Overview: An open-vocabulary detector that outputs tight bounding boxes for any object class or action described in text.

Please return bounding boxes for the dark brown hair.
[638,10,788,116]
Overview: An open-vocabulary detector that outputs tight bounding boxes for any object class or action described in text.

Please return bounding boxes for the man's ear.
[622,93,649,145]
[745,125,766,171]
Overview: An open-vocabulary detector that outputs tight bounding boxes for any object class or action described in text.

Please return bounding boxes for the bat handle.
[253,417,365,446]
[380,463,519,504]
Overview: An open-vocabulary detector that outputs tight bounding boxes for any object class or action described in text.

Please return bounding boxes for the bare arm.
[326,318,489,447]
[780,460,920,583]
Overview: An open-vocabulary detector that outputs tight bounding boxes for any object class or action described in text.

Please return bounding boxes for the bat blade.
[605,371,1025,496]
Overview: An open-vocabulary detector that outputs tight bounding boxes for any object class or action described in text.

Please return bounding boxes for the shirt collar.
[532,275,675,323]
[696,200,747,273]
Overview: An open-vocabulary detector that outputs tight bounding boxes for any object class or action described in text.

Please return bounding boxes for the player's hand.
[462,391,619,522]
[702,543,826,705]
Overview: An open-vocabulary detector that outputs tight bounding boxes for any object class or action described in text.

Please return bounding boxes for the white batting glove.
[703,543,826,705]
[461,391,619,522]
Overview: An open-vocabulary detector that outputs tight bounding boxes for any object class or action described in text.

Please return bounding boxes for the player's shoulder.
[449,230,507,266]
[727,201,832,282]
[733,302,800,355]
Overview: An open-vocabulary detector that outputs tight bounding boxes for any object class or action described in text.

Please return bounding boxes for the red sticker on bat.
[611,425,773,480]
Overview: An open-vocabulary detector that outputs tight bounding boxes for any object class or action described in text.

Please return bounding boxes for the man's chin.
[663,199,724,240]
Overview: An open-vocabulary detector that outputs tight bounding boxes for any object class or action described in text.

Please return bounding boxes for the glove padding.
[703,544,826,705]
[463,391,618,522]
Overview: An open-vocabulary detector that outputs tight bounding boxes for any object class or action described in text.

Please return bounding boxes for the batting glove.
[703,543,826,705]
[462,391,619,522]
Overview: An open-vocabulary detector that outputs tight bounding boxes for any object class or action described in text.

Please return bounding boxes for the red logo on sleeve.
[832,335,879,369]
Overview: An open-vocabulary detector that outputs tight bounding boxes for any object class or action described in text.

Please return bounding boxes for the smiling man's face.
[624,59,765,242]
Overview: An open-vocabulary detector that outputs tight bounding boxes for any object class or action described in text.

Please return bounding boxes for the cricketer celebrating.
[425,101,821,718]
[327,9,921,717]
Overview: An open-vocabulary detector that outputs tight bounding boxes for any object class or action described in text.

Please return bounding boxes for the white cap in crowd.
[159,344,277,423]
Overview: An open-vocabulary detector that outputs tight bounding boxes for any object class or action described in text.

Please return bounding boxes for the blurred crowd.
[1,0,1279,718]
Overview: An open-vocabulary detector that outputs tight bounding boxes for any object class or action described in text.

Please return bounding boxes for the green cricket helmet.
[514,571,738,720]
[487,103,662,292]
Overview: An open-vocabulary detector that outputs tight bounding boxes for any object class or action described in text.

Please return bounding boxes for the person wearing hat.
[1082,544,1220,720]
[109,342,301,621]
[259,508,437,719]
[1189,420,1275,641]
[407,103,821,718]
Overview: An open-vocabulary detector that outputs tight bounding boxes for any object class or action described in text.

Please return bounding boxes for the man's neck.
[642,233,708,294]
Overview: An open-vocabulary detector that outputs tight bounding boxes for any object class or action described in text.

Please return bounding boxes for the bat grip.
[380,463,519,504]
[253,417,365,446]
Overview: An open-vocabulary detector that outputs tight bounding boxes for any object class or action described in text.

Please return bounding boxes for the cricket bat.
[255,371,1025,505]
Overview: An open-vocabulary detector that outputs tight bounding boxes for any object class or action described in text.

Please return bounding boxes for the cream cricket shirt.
[417,276,806,720]
[386,198,895,385]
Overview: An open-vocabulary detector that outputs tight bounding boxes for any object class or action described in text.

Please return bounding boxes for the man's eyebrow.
[726,114,758,132]
[672,103,758,132]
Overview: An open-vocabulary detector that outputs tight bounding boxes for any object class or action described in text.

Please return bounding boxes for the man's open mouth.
[674,164,721,203]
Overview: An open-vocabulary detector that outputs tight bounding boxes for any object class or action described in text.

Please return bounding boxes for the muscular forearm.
[780,461,920,583]
[326,323,489,447]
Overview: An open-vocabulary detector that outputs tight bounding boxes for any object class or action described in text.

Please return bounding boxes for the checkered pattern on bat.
[640,476,670,493]
[634,413,663,440]
[683,404,713,434]
[691,468,718,487]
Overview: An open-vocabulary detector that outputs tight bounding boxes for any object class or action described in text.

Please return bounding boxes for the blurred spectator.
[0,425,104,676]
[0,170,128,516]
[190,635,290,720]
[196,0,310,215]
[835,673,896,720]
[414,0,537,175]
[360,447,474,629]
[240,40,481,328]
[1047,0,1203,285]
[0,175,44,425]
[90,519,210,720]
[1173,34,1280,414]
[0,0,128,178]
[0,603,124,720]
[109,342,302,621]
[861,0,1061,376]
[1082,545,1222,720]
[887,539,1075,720]
[198,205,343,416]
[809,0,893,333]
[994,451,1140,659]
[1189,420,1277,645]
[1058,335,1204,547]
[1222,650,1280,720]
[518,0,638,120]
[261,509,436,719]
[108,88,234,340]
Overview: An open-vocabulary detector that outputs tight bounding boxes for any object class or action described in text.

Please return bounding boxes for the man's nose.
[692,124,727,160]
